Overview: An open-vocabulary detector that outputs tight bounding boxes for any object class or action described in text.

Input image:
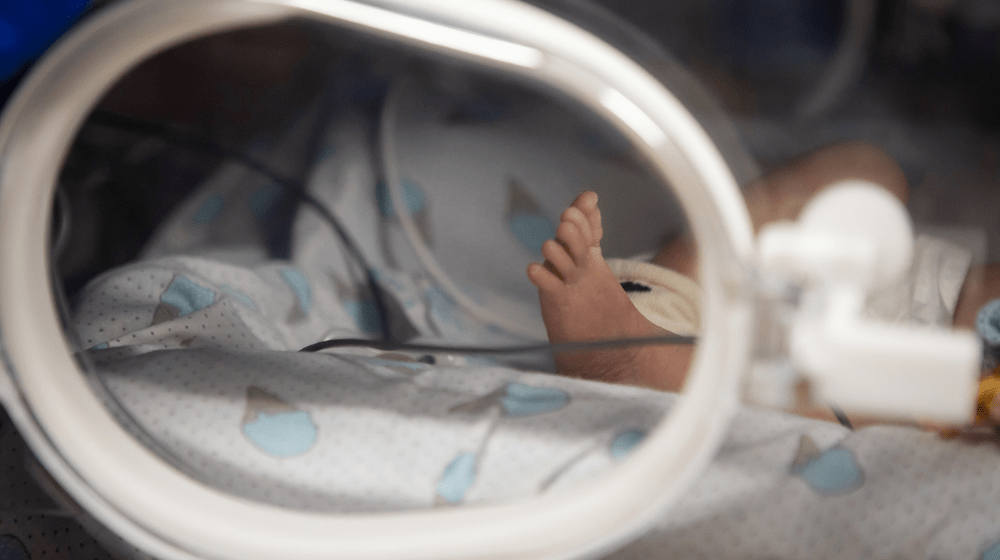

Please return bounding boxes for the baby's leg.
[745,140,909,231]
[527,192,692,391]
[652,141,910,277]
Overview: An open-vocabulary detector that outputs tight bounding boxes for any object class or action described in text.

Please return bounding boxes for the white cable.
[378,79,548,340]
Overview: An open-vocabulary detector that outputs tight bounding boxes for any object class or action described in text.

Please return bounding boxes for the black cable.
[300,334,696,354]
[830,405,854,430]
[87,110,394,342]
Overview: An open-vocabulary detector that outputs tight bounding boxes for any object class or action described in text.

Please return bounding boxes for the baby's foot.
[527,192,691,390]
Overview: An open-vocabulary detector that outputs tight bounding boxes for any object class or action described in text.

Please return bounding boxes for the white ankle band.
[606,258,701,336]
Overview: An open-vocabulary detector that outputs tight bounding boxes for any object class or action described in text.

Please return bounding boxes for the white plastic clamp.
[755,181,980,423]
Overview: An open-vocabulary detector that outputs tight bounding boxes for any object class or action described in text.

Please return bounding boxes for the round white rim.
[0,1,756,559]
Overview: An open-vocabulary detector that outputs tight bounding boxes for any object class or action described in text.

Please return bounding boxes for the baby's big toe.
[571,190,599,212]
[569,191,603,244]
[541,239,579,281]
[583,200,602,242]
[561,207,596,248]
[556,219,589,261]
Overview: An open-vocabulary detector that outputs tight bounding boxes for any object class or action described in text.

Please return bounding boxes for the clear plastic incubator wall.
[1,0,1000,559]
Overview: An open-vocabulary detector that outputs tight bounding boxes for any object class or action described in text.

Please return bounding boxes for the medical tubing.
[378,80,549,340]
[86,110,394,341]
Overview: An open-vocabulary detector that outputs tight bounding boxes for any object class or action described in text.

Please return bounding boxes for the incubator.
[0,0,993,559]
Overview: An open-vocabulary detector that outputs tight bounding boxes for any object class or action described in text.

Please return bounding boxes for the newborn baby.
[529,140,1000,431]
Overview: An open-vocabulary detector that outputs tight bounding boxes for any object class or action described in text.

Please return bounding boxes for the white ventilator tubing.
[380,79,549,339]
[0,1,756,559]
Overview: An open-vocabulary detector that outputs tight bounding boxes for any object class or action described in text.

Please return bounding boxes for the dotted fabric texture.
[612,417,1000,560]
[0,407,153,560]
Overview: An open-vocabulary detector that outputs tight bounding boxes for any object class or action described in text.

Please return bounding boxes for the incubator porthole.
[49,17,717,513]
[0,1,755,558]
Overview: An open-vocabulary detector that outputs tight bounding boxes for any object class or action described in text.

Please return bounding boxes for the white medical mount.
[753,182,980,421]
[0,0,981,559]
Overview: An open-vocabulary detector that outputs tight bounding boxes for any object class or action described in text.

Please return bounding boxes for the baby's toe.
[571,191,599,213]
[583,200,603,242]
[562,207,595,247]
[569,191,603,243]
[556,218,589,261]
[541,238,577,281]
[527,262,563,292]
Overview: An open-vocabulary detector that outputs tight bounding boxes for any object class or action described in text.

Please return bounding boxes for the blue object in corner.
[977,299,1000,347]
[0,1,89,84]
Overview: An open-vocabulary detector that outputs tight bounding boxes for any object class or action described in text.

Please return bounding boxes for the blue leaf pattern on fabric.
[344,299,381,333]
[983,539,1000,560]
[160,276,216,317]
[437,452,477,504]
[796,447,864,495]
[243,411,318,458]
[279,268,312,314]
[501,383,569,417]
[610,429,647,459]
[193,193,225,224]
[376,179,426,218]
[509,213,556,256]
